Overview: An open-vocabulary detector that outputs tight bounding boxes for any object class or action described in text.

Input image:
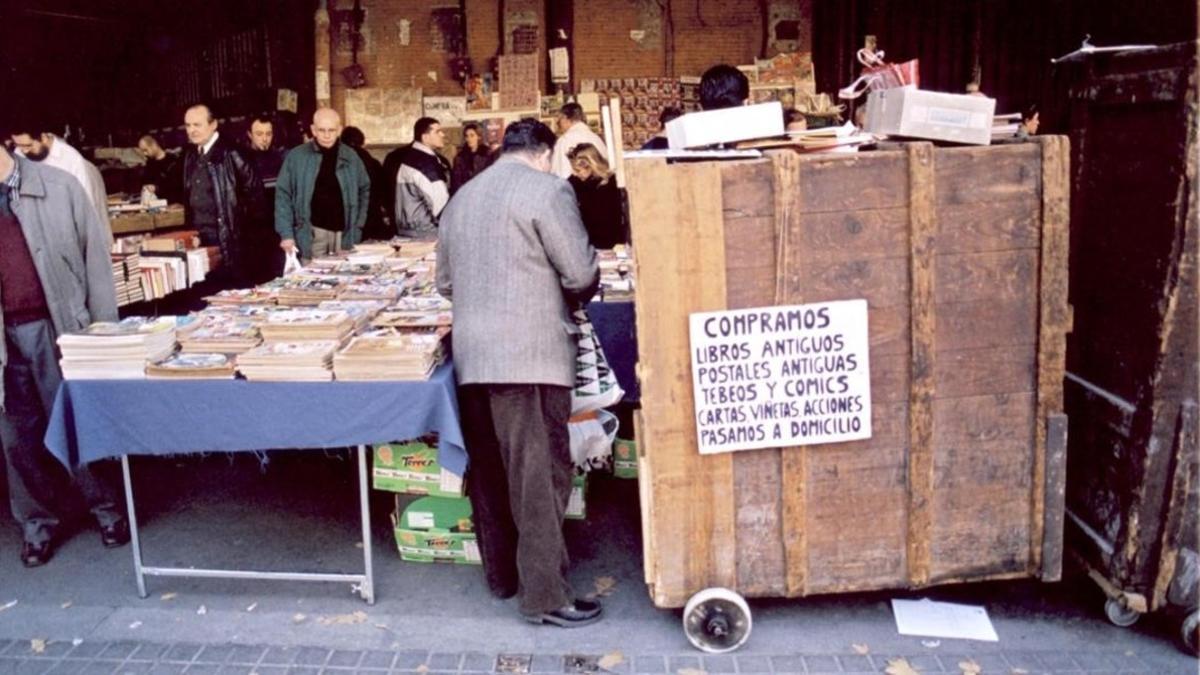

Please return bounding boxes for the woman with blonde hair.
[566,143,626,249]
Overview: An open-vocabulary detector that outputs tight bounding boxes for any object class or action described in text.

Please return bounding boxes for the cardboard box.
[373,441,464,498]
[566,473,587,520]
[613,438,638,479]
[666,102,784,149]
[864,86,996,146]
[392,495,480,565]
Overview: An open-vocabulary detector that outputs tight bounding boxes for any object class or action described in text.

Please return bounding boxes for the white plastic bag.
[568,409,619,473]
[570,308,624,415]
[283,249,303,275]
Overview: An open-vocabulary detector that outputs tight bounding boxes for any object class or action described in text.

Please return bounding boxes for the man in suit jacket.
[437,119,601,628]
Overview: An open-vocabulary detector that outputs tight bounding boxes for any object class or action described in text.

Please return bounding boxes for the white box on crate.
[666,102,784,149]
[865,86,996,146]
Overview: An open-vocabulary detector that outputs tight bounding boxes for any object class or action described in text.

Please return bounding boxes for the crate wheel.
[1180,608,1199,656]
[682,587,752,653]
[1104,598,1141,627]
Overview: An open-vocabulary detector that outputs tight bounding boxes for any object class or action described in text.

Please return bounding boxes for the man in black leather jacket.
[182,104,264,288]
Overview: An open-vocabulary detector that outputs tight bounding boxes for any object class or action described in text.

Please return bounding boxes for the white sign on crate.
[689,299,873,454]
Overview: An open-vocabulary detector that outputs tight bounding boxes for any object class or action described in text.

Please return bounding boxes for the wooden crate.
[626,138,1071,607]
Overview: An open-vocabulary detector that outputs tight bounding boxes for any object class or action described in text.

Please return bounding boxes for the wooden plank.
[1152,402,1198,608]
[796,208,910,261]
[936,199,1042,254]
[797,151,909,213]
[625,158,734,607]
[935,345,1037,399]
[935,143,1041,206]
[936,296,1038,350]
[726,161,787,598]
[772,151,810,597]
[1042,413,1068,582]
[798,257,911,308]
[1032,135,1071,574]
[934,250,1040,304]
[906,142,937,587]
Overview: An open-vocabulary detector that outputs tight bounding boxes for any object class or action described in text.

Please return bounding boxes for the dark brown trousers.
[457,383,575,615]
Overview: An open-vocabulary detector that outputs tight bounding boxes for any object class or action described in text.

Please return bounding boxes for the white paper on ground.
[891,598,999,642]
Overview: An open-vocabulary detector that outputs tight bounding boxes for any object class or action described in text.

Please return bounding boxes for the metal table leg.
[357,444,376,604]
[120,455,148,598]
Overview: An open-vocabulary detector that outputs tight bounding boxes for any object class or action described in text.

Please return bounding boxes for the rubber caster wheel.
[1179,609,1199,656]
[1104,598,1141,627]
[682,587,752,653]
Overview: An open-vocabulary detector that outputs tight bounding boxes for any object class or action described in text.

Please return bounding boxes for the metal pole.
[120,455,147,598]
[357,444,375,604]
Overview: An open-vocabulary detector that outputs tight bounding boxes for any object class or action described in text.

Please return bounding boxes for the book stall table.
[43,363,467,605]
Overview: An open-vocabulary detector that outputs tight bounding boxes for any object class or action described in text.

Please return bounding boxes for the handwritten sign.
[689,299,872,454]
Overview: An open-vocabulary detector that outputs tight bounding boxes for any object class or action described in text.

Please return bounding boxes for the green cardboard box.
[612,438,638,479]
[373,440,465,498]
[392,495,480,565]
[566,473,588,520]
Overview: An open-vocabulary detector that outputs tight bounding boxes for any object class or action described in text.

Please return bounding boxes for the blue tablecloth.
[44,363,468,475]
[587,300,639,403]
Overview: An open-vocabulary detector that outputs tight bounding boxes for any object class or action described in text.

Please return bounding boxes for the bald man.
[181,103,264,287]
[275,107,372,260]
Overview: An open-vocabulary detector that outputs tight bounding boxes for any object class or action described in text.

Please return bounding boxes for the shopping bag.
[838,48,919,100]
[570,308,625,415]
[568,408,620,473]
[283,249,303,275]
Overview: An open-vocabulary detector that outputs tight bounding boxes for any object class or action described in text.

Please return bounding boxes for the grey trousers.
[1,319,123,545]
[458,383,575,615]
[310,226,343,259]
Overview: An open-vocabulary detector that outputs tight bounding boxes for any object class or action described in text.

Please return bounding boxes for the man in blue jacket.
[275,108,371,261]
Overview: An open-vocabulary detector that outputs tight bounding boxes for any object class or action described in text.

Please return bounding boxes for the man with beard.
[10,124,111,244]
[275,108,371,261]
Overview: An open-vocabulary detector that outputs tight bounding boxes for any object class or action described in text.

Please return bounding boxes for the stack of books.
[258,309,356,343]
[372,307,453,329]
[316,300,387,331]
[146,352,237,379]
[276,276,345,306]
[111,253,146,307]
[205,288,279,305]
[177,315,262,354]
[237,341,338,381]
[598,246,635,300]
[333,328,449,381]
[57,316,178,379]
[338,279,406,303]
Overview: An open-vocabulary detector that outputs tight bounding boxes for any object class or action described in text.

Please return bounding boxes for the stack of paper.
[258,309,356,343]
[205,288,278,305]
[146,352,237,379]
[276,276,345,306]
[237,341,338,381]
[333,328,448,381]
[372,308,453,329]
[58,316,178,379]
[177,315,262,354]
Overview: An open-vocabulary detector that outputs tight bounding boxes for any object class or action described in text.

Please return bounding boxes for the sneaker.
[522,598,603,628]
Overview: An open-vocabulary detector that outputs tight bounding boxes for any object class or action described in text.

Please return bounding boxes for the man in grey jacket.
[437,119,601,627]
[0,142,127,567]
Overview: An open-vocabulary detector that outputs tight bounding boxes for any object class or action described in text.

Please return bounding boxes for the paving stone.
[226,647,267,666]
[837,655,872,672]
[666,656,701,673]
[529,654,560,673]
[45,660,88,675]
[387,650,426,669]
[1072,652,1124,671]
[459,652,494,673]
[293,650,329,668]
[100,644,141,661]
[146,665,186,675]
[183,666,220,675]
[802,654,839,673]
[631,656,666,674]
[113,662,152,675]
[325,652,363,669]
[195,647,236,664]
[732,654,771,673]
[563,655,603,674]
[164,645,203,664]
[881,654,943,672]
[78,661,123,675]
[769,655,804,674]
[350,670,387,675]
[0,640,13,655]
[67,643,109,659]
[215,668,254,675]
[495,654,532,674]
[285,667,320,675]
[0,657,28,673]
[16,660,55,675]
[319,669,354,675]
[701,654,736,673]
[356,652,395,670]
[945,653,1008,672]
[260,649,301,667]
[250,667,288,675]
[1032,652,1078,670]
[129,645,172,663]
[425,653,460,671]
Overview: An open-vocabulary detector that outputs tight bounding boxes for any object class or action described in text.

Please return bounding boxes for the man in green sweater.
[275,108,371,261]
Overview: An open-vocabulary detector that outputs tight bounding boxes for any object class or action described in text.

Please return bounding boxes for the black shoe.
[490,586,518,600]
[21,540,53,568]
[100,520,130,548]
[523,599,603,628]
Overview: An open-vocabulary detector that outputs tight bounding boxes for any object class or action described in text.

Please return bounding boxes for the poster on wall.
[344,88,423,145]
[688,299,873,455]
[423,96,468,128]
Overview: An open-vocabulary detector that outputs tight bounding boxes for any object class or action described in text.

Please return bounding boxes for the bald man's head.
[311,108,342,149]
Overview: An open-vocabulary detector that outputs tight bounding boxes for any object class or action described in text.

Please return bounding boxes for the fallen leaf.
[884,658,921,675]
[60,601,73,609]
[160,592,177,601]
[30,640,46,654]
[593,576,618,597]
[245,603,258,612]
[415,666,429,674]
[958,659,982,675]
[598,651,625,671]
[0,600,17,612]
[292,613,308,624]
[129,621,142,629]
[852,643,870,655]
[317,610,368,626]
[197,605,207,615]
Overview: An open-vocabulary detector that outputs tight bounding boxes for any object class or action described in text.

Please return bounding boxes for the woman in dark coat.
[450,123,494,194]
[566,143,626,250]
